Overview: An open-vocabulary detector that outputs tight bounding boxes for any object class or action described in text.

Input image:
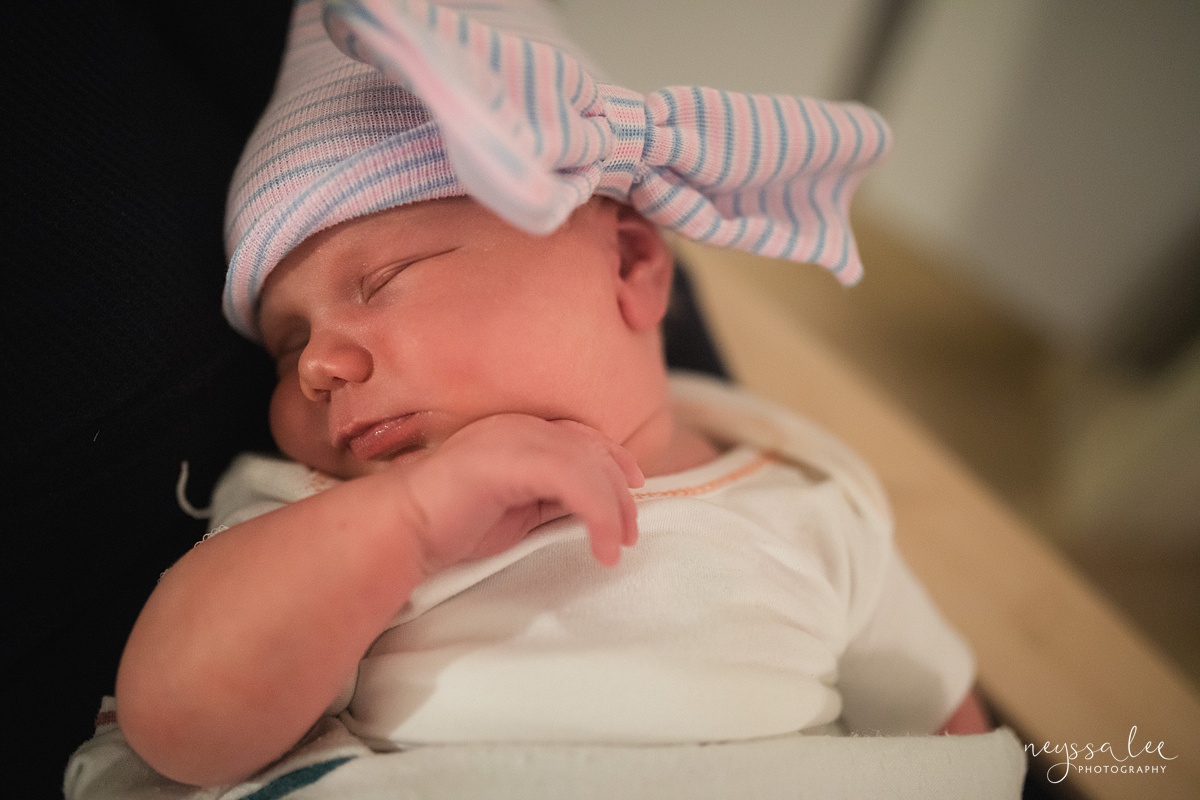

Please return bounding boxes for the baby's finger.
[548,461,635,567]
[617,469,639,548]
[609,440,645,490]
[549,419,645,489]
[573,433,640,554]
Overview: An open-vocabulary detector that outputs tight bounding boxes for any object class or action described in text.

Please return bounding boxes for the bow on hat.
[224,0,890,339]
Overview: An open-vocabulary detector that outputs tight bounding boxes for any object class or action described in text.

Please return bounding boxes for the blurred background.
[555,0,1200,687]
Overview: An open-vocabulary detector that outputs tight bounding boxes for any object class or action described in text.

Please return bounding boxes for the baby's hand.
[396,415,645,575]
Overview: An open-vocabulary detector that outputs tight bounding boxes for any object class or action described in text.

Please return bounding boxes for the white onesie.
[209,373,974,748]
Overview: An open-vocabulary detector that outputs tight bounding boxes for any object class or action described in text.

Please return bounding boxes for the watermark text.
[1024,726,1176,784]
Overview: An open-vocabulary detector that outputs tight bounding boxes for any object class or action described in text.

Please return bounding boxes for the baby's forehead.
[255,196,610,327]
[267,195,608,283]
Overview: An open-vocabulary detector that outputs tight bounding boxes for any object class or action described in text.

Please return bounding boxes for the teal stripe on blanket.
[242,757,356,800]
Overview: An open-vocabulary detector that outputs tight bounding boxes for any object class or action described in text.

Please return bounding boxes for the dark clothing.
[3,3,289,793]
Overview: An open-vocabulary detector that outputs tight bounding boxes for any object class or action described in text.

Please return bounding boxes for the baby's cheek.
[268,377,322,463]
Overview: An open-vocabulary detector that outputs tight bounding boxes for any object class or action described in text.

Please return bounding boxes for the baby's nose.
[297,335,373,400]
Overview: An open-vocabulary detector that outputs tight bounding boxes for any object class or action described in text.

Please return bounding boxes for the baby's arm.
[116,414,642,787]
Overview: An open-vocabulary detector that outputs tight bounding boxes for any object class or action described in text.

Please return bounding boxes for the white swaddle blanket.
[66,697,1027,799]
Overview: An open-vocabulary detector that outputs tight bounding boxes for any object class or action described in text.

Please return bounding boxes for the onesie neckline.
[633,445,774,502]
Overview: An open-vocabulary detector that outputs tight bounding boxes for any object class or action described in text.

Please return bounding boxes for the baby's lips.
[345,413,419,461]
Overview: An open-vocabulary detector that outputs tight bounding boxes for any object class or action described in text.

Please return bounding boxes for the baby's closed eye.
[359,262,410,302]
[360,246,460,303]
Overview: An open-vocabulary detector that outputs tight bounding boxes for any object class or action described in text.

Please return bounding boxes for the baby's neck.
[624,404,721,478]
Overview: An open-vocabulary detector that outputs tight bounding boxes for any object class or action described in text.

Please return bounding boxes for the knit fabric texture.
[224,0,891,339]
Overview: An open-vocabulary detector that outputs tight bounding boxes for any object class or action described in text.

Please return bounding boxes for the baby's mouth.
[346,414,421,462]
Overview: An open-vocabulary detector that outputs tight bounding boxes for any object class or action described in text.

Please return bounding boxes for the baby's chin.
[315,445,433,481]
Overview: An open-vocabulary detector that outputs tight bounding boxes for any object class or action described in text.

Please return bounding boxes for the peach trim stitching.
[632,452,781,501]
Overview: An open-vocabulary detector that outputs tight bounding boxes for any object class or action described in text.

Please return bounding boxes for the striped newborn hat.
[224,0,891,339]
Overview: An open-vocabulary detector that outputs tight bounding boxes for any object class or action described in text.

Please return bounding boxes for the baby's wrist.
[345,466,439,588]
[389,475,441,582]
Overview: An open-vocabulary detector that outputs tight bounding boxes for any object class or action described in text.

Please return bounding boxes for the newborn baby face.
[258,197,644,479]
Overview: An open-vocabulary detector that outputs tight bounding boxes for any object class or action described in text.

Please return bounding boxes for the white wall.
[559,1,1200,360]
[862,0,1200,359]
[555,0,875,98]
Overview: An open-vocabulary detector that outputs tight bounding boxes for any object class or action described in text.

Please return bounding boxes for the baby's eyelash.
[360,247,459,300]
[360,263,409,300]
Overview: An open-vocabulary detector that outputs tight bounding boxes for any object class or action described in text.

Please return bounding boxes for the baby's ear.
[613,203,674,332]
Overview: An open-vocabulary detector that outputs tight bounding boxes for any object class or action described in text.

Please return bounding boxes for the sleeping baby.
[111,0,988,787]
